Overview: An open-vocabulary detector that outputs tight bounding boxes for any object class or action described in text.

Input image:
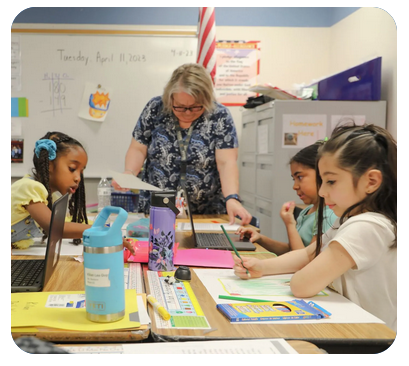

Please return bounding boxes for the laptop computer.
[11,193,69,293]
[184,192,256,251]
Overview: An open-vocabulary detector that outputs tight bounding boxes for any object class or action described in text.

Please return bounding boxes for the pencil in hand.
[221,225,251,278]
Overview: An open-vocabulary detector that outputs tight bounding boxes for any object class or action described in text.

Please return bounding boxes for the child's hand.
[235,226,261,243]
[233,255,263,279]
[280,201,297,226]
[123,238,136,255]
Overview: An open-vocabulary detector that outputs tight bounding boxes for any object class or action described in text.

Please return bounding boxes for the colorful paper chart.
[11,97,28,117]
[147,270,210,329]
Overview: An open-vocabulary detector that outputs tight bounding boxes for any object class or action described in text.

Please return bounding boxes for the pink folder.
[174,248,234,268]
[124,240,234,268]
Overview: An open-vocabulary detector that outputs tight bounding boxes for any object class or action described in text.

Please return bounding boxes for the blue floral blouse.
[133,96,239,214]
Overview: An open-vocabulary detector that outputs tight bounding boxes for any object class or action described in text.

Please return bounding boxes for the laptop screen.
[43,193,69,285]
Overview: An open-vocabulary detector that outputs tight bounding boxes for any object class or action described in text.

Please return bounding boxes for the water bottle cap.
[151,191,176,207]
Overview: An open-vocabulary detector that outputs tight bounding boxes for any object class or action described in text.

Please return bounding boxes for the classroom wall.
[328,7,397,138]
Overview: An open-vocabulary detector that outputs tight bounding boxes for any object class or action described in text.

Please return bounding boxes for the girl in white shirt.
[233,123,397,331]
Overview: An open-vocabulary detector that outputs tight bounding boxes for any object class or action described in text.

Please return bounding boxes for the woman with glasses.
[113,63,251,225]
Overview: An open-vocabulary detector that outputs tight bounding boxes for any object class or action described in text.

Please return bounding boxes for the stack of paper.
[11,290,142,332]
[249,84,300,100]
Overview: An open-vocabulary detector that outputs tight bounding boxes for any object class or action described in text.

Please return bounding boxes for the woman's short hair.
[162,63,216,114]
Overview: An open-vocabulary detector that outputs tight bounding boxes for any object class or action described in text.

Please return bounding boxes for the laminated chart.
[218,277,328,297]
[147,271,210,329]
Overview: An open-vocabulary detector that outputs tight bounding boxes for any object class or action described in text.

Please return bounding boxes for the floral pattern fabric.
[133,96,239,215]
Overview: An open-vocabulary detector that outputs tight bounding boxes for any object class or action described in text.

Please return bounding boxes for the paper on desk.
[194,269,386,326]
[11,239,83,256]
[109,170,161,191]
[60,338,298,354]
[178,222,240,231]
[11,290,140,331]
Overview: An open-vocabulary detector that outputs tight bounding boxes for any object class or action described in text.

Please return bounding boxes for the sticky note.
[11,98,29,117]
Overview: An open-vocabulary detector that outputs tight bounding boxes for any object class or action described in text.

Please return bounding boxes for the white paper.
[137,295,151,325]
[78,82,112,122]
[12,238,84,256]
[178,223,240,232]
[257,124,269,154]
[61,338,297,354]
[282,114,327,148]
[194,269,385,325]
[11,118,22,137]
[109,170,161,191]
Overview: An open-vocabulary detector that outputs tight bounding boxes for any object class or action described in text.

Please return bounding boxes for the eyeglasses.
[172,105,203,113]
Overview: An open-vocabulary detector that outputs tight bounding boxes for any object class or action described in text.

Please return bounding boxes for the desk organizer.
[111,191,139,213]
[317,57,382,101]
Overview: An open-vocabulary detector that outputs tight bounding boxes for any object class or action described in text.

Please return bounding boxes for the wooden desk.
[12,216,396,353]
[146,217,396,354]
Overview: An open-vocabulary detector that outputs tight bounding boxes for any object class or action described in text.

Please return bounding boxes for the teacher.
[113,63,251,225]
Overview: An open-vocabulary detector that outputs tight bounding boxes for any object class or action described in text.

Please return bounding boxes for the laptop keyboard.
[197,233,231,248]
[11,260,45,286]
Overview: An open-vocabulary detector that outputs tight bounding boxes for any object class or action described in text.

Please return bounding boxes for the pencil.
[218,295,268,303]
[220,225,251,278]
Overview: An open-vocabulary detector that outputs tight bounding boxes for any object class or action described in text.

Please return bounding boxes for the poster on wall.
[214,41,260,106]
[282,115,327,149]
[11,139,24,163]
[78,82,112,122]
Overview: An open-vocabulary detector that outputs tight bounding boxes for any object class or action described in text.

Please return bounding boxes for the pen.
[220,225,251,278]
[219,295,269,303]
[147,294,171,321]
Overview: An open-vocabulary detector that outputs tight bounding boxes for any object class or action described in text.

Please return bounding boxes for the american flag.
[196,7,216,83]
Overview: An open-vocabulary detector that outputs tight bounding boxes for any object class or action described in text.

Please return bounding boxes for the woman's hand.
[236,226,261,243]
[233,255,263,279]
[111,170,134,192]
[280,201,297,226]
[226,199,252,225]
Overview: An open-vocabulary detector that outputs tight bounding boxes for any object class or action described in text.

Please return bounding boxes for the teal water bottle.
[83,206,127,322]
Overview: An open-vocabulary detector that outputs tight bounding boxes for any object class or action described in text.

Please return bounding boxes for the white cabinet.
[239,100,387,241]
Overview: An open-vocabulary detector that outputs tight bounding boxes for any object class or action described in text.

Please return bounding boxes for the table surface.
[11,216,396,353]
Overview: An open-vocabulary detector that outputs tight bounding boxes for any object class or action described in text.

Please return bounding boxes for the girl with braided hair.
[11,132,135,254]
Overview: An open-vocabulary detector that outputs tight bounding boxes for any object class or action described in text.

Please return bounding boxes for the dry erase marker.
[147,294,171,321]
[221,225,251,278]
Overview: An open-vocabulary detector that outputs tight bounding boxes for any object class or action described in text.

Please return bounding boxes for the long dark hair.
[32,131,88,226]
[290,139,326,169]
[315,123,397,257]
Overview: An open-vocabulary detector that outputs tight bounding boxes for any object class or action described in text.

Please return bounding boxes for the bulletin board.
[11,29,197,178]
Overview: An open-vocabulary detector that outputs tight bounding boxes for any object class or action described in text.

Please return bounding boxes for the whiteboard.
[11,33,196,177]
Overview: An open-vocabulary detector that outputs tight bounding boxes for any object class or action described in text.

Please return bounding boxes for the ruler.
[124,263,144,293]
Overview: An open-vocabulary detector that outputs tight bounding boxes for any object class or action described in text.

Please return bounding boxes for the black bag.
[243,95,274,109]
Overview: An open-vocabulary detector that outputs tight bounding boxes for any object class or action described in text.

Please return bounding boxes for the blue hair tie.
[35,139,57,161]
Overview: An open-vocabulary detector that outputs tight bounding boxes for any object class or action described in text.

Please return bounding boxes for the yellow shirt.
[11,174,48,225]
[11,175,61,248]
[11,175,49,226]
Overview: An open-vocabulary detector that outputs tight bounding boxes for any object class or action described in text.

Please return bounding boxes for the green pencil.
[218,295,269,303]
[221,225,251,278]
